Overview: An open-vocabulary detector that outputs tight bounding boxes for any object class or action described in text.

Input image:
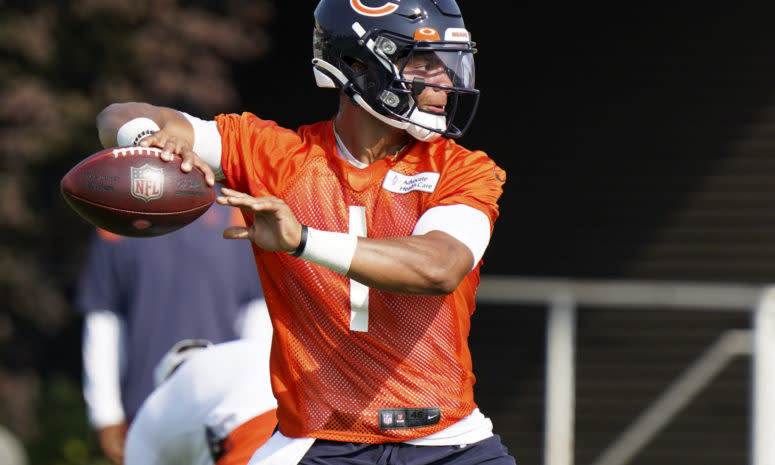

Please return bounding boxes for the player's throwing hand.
[139,132,215,186]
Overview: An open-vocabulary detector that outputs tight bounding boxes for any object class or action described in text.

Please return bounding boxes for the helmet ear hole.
[340,57,369,85]
[349,61,367,73]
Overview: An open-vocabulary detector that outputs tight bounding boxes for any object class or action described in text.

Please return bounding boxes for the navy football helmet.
[312,0,479,141]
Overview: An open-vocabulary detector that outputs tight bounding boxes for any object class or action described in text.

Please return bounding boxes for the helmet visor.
[397,47,475,91]
[396,46,478,137]
[369,33,480,138]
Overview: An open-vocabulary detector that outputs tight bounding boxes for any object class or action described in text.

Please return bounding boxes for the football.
[61,146,216,237]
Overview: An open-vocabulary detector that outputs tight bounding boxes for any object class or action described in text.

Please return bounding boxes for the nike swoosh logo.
[427,414,439,420]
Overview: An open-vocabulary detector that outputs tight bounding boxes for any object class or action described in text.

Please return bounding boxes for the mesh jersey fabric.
[216,113,505,443]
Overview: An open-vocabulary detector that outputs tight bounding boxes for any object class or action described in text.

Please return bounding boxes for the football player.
[124,337,277,465]
[95,0,514,463]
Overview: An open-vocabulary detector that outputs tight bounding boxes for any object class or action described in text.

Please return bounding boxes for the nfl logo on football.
[131,164,164,201]
[381,412,393,426]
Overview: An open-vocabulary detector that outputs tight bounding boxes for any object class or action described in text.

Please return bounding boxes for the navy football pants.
[299,434,517,465]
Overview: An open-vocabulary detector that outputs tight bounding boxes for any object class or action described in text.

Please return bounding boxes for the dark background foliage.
[0,1,275,462]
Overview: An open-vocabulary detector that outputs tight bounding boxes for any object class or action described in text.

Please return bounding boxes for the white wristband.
[294,226,358,275]
[116,117,160,147]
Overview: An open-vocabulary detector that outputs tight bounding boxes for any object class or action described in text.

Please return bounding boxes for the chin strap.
[405,108,444,142]
[312,58,444,142]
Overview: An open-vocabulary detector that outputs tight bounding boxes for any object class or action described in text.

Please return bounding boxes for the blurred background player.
[124,335,277,465]
[0,425,27,465]
[76,188,266,465]
[92,0,515,463]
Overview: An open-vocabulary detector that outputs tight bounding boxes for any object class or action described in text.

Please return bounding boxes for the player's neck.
[334,99,411,165]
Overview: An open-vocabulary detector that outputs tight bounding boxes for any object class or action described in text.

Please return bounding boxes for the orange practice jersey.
[216,409,278,465]
[216,113,506,443]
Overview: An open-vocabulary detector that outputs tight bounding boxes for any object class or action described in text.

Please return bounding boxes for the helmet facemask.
[377,33,478,140]
[313,25,480,141]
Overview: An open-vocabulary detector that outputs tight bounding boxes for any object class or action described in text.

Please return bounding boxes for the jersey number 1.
[349,206,369,332]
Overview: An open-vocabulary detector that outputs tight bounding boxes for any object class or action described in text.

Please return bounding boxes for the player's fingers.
[216,196,262,217]
[219,187,255,199]
[142,132,173,158]
[222,226,250,240]
[177,148,213,185]
[139,133,166,151]
[219,195,260,209]
[192,158,215,186]
[217,189,259,205]
[160,139,177,161]
[136,133,157,147]
[224,195,283,214]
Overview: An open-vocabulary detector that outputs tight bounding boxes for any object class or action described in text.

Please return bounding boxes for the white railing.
[476,276,775,465]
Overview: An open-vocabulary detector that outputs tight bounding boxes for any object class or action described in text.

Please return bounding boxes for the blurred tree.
[0,0,274,462]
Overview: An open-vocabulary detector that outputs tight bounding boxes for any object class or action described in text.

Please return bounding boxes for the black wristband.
[289,224,308,257]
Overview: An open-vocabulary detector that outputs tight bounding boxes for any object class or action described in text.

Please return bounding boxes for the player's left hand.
[217,188,303,253]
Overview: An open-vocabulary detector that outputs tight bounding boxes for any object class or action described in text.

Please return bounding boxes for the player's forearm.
[96,102,192,148]
[347,231,473,295]
[82,311,126,428]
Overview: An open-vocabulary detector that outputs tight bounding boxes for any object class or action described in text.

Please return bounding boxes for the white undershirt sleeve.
[181,112,224,181]
[82,310,127,428]
[412,204,492,270]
